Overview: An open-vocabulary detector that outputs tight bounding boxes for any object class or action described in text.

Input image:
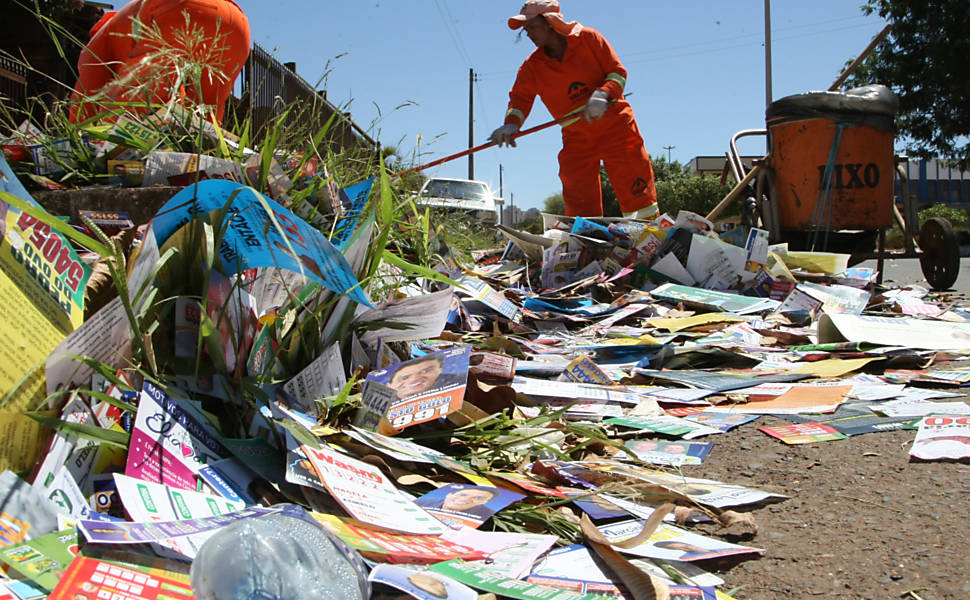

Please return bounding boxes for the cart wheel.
[741,196,759,228]
[919,217,960,290]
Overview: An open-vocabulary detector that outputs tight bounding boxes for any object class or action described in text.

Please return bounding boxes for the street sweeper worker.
[69,0,250,124]
[489,0,659,219]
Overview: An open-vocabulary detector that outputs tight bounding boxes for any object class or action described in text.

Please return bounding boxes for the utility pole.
[663,145,675,162]
[510,192,515,226]
[764,0,773,153]
[497,164,504,226]
[468,68,477,180]
[764,0,773,109]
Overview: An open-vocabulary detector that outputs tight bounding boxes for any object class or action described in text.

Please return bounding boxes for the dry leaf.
[397,474,444,487]
[580,514,670,600]
[717,510,759,537]
[673,505,695,525]
[611,503,674,549]
[463,372,518,415]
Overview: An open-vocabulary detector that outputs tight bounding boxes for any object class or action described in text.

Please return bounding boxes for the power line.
[624,22,881,66]
[475,17,882,80]
[431,0,473,68]
[622,15,874,60]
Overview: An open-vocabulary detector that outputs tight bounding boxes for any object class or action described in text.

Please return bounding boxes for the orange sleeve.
[581,27,627,101]
[501,27,630,128]
[504,56,540,128]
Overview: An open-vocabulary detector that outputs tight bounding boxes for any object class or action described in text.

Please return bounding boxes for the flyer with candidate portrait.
[368,564,479,600]
[623,439,714,466]
[414,483,524,529]
[363,346,471,432]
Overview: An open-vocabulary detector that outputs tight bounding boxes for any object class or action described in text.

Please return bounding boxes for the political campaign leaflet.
[33,466,90,520]
[345,425,446,464]
[606,415,723,440]
[529,544,721,597]
[363,346,471,433]
[283,342,346,417]
[0,529,79,591]
[312,513,487,564]
[147,179,371,307]
[112,473,246,558]
[78,507,272,545]
[141,151,244,187]
[681,411,760,432]
[414,483,524,529]
[597,519,763,562]
[706,383,851,414]
[558,355,614,385]
[551,462,786,509]
[819,312,970,351]
[354,288,454,346]
[649,283,779,315]
[0,155,91,419]
[0,470,60,548]
[909,416,970,461]
[797,281,871,315]
[872,399,970,418]
[514,377,644,406]
[430,559,607,600]
[623,439,714,465]
[528,544,627,596]
[439,528,558,580]
[47,555,192,600]
[45,296,132,396]
[125,381,231,492]
[368,564,479,600]
[758,422,847,444]
[300,444,447,534]
[564,490,630,521]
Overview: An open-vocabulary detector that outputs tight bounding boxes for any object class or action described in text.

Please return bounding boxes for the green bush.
[884,204,969,248]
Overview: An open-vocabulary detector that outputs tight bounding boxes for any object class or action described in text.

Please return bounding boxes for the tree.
[650,155,733,218]
[849,1,970,169]
[543,193,565,215]
[541,156,730,219]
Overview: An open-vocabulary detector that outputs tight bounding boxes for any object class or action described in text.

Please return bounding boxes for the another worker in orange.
[69,0,250,124]
[489,1,659,219]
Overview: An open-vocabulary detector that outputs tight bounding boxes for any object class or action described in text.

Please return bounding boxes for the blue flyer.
[149,180,372,307]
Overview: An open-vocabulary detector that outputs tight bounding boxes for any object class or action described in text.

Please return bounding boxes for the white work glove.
[584,89,610,122]
[489,123,519,147]
[623,206,658,220]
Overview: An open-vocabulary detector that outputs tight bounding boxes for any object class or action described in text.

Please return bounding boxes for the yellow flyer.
[0,156,91,414]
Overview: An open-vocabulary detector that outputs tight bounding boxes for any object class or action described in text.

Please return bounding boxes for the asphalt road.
[857,256,970,294]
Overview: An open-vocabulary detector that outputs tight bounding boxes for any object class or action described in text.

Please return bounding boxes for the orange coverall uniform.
[70,0,250,124]
[503,24,658,218]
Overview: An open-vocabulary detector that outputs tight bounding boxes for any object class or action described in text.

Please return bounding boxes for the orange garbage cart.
[719,85,960,290]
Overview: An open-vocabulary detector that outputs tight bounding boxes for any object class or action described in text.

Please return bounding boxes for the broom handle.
[393,112,578,177]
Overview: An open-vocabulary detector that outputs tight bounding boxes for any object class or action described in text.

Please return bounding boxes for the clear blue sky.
[225,1,887,211]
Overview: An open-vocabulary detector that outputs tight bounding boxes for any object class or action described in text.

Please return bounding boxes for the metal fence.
[0,55,28,114]
[239,43,375,152]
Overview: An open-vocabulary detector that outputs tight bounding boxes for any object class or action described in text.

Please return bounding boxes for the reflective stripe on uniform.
[605,72,626,90]
[505,108,526,123]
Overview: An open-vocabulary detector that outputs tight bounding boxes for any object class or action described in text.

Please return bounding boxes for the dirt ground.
[695,413,970,600]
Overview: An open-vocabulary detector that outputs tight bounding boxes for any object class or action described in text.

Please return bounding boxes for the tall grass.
[0,3,639,540]
[0,4,444,428]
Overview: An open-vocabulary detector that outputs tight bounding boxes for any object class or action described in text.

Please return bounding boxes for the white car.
[413,177,500,223]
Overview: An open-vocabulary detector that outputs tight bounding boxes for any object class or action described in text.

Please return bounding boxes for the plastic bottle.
[190,505,369,600]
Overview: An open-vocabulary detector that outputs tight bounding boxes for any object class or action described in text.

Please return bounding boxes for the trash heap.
[0,129,968,600]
